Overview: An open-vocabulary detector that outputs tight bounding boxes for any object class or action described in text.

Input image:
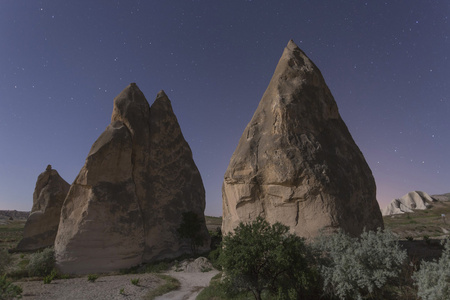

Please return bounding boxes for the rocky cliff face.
[16,165,69,251]
[55,83,209,274]
[222,40,383,238]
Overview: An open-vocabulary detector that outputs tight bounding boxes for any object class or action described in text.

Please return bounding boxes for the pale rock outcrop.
[382,191,435,216]
[431,193,450,202]
[16,165,69,251]
[222,40,384,238]
[55,83,209,274]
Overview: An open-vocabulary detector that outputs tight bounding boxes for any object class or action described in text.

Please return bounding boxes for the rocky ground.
[17,273,164,300]
[15,257,218,300]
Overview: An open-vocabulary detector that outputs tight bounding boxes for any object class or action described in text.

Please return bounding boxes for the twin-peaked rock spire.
[55,83,209,274]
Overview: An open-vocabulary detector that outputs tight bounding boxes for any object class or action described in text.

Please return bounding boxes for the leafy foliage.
[177,211,206,254]
[314,228,407,300]
[87,274,99,282]
[219,217,319,300]
[0,275,22,300]
[413,239,450,300]
[27,248,55,277]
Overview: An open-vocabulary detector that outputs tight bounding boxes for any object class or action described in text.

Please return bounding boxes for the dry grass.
[383,200,450,239]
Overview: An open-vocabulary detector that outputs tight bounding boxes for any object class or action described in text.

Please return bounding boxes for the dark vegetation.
[177,211,208,254]
[203,217,450,300]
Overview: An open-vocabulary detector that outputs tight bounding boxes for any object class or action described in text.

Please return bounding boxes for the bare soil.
[17,273,164,300]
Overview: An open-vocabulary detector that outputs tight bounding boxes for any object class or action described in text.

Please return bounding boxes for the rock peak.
[222,42,383,238]
[55,83,209,274]
[286,39,298,49]
[156,90,167,99]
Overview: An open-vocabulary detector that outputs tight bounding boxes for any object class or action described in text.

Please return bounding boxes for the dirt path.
[155,269,219,300]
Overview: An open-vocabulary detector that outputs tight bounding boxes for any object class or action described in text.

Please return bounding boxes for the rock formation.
[431,193,450,202]
[55,83,209,274]
[222,40,383,238]
[382,191,435,216]
[16,165,69,251]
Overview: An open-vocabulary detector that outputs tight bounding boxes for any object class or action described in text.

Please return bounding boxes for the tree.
[219,217,319,300]
[413,238,450,300]
[314,228,407,300]
[177,211,206,254]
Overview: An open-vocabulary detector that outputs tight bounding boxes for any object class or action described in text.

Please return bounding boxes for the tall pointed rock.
[222,40,383,238]
[16,165,69,251]
[55,83,209,274]
[144,90,209,260]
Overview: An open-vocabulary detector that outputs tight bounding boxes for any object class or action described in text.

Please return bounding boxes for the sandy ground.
[16,258,218,300]
[155,269,219,300]
[17,273,164,300]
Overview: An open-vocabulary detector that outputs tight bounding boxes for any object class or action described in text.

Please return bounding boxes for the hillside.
[383,198,450,239]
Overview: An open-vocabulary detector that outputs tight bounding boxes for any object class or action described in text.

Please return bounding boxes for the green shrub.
[0,275,22,300]
[43,275,52,284]
[209,227,222,250]
[43,269,58,284]
[413,239,450,300]
[208,247,222,270]
[423,235,431,245]
[27,248,55,277]
[405,236,414,241]
[131,278,140,286]
[87,274,99,282]
[314,228,407,300]
[219,217,319,300]
[177,211,207,254]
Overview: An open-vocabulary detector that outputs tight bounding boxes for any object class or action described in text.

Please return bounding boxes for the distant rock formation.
[382,191,435,216]
[55,83,209,274]
[431,193,450,202]
[0,210,29,221]
[16,165,69,251]
[222,40,384,238]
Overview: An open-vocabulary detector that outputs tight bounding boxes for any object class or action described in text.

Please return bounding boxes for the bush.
[413,239,450,300]
[131,278,140,286]
[27,248,55,277]
[177,211,207,254]
[0,275,22,300]
[87,274,99,282]
[219,217,319,300]
[210,227,222,250]
[314,228,407,300]
[43,269,58,284]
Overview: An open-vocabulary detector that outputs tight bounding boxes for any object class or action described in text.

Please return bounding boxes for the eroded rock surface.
[55,83,209,274]
[382,191,435,216]
[16,165,69,251]
[222,40,383,238]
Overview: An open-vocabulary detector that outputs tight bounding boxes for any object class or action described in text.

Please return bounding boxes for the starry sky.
[1,1,449,217]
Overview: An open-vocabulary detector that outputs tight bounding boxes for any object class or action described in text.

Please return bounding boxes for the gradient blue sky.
[1,1,449,216]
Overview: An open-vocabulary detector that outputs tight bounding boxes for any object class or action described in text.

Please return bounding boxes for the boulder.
[16,165,69,251]
[55,83,209,274]
[222,40,384,238]
[382,191,435,216]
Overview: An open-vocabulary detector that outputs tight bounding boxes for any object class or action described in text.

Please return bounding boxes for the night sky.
[1,1,449,217]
